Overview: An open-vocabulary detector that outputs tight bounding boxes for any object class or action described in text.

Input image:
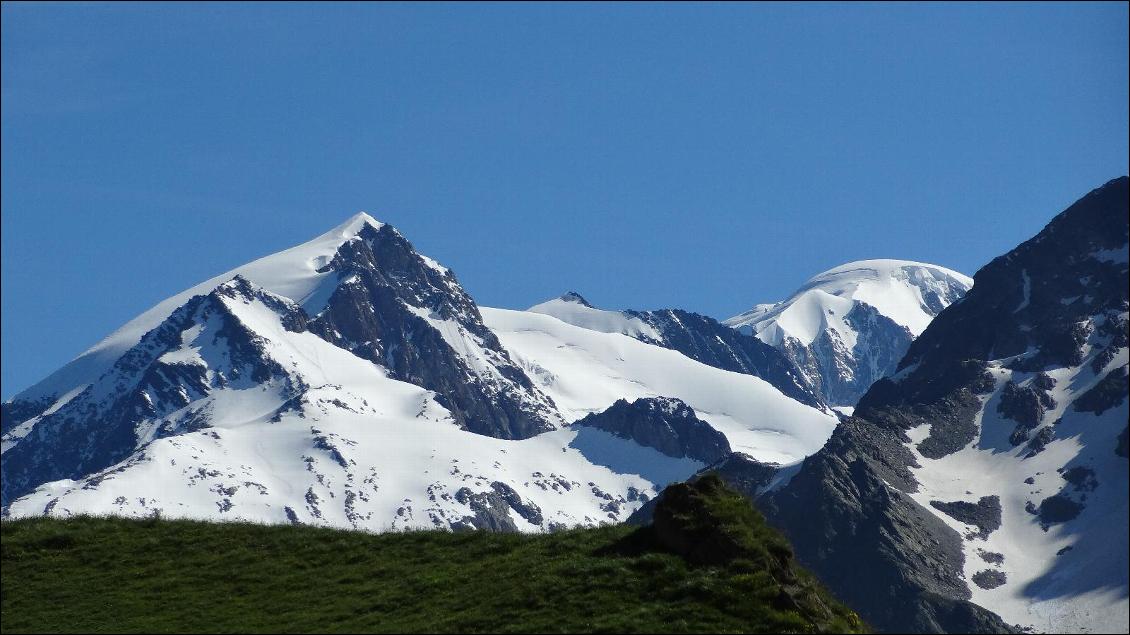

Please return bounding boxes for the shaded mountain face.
[573,397,731,464]
[726,260,973,406]
[758,177,1129,634]
[302,222,559,440]
[526,294,826,411]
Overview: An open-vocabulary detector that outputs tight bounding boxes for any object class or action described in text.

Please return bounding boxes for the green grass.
[1,479,863,633]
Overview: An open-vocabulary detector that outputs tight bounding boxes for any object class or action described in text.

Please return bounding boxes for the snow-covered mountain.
[725,259,973,406]
[755,177,1129,633]
[527,292,825,411]
[1,213,836,529]
[482,307,834,463]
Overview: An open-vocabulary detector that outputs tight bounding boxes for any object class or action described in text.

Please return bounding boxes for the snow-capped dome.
[725,259,973,346]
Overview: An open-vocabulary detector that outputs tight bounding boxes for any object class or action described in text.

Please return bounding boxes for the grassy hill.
[1,475,863,633]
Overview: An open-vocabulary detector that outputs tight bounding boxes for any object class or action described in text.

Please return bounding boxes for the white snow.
[902,345,1128,633]
[482,307,837,464]
[12,212,385,407]
[6,282,690,531]
[527,296,663,342]
[725,259,973,345]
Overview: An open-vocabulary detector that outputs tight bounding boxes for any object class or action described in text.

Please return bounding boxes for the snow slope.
[482,307,837,465]
[528,293,663,342]
[525,292,827,411]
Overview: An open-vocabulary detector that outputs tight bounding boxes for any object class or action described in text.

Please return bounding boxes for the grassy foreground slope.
[1,475,863,634]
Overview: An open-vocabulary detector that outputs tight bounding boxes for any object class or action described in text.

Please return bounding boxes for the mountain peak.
[728,259,973,342]
[331,211,384,239]
[724,258,974,406]
[806,259,973,290]
[559,291,593,307]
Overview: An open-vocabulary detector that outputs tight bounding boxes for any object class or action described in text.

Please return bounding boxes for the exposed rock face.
[623,309,826,410]
[1,278,306,507]
[998,379,1056,445]
[973,570,1008,590]
[305,223,559,439]
[782,303,917,407]
[930,496,1002,539]
[697,452,781,500]
[452,481,544,531]
[1074,363,1128,415]
[573,397,731,464]
[757,177,1130,634]
[898,183,1127,380]
[758,419,1014,634]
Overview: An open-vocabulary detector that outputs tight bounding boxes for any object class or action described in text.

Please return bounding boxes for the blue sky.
[2,2,1127,399]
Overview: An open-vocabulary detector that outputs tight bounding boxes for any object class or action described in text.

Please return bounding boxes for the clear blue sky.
[2,2,1127,399]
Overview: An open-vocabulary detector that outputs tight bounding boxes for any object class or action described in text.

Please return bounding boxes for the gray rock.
[573,397,731,464]
[758,418,1014,634]
[306,223,558,440]
[623,308,826,410]
[1036,495,1084,527]
[452,482,543,531]
[1074,364,1128,416]
[998,380,1056,445]
[977,550,1005,565]
[972,570,1008,590]
[929,496,1002,539]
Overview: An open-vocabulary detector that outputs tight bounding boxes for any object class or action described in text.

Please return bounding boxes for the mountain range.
[2,177,1127,634]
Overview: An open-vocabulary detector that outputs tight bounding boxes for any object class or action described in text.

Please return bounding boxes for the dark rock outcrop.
[573,397,731,464]
[998,380,1056,445]
[930,496,1002,539]
[623,309,826,410]
[306,223,558,439]
[1035,495,1084,527]
[1074,364,1128,416]
[972,570,1008,590]
[452,481,543,531]
[758,418,1013,634]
